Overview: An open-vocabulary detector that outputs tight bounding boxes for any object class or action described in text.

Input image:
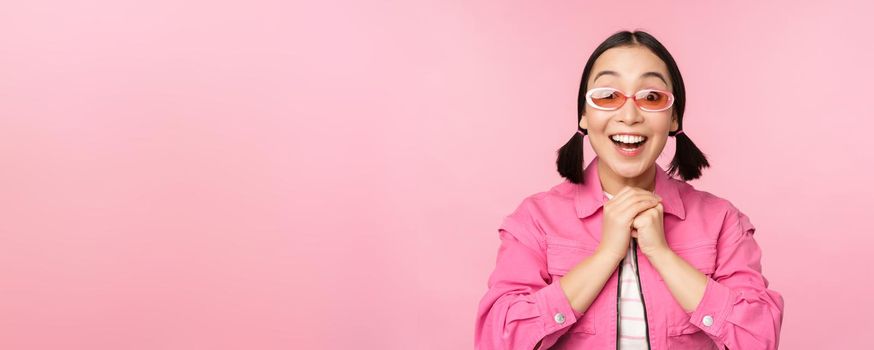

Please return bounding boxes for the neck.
[597,158,657,196]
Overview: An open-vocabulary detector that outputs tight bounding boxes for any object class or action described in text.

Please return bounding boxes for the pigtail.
[667,130,710,181]
[556,129,587,184]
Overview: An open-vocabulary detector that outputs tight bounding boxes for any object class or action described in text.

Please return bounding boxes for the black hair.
[556,30,710,184]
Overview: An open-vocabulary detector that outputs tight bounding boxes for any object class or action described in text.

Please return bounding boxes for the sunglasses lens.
[635,90,672,111]
[589,89,626,109]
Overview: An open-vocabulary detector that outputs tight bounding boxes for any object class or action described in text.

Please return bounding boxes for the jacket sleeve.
[685,205,785,349]
[474,200,584,350]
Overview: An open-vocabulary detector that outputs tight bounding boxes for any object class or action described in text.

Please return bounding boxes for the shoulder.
[506,180,577,222]
[674,180,756,236]
[498,180,578,246]
[675,180,736,213]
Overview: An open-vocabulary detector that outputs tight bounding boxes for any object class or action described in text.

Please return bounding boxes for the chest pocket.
[658,240,717,281]
[544,235,598,335]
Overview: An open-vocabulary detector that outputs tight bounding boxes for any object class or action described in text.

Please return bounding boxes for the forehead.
[589,46,671,88]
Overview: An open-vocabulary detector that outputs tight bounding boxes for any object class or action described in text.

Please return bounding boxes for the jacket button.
[702,315,714,327]
[554,312,566,324]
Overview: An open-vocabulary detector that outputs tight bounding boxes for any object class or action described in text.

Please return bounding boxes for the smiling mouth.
[609,135,648,150]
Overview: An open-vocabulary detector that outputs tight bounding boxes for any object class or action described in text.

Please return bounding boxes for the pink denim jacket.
[474,156,784,349]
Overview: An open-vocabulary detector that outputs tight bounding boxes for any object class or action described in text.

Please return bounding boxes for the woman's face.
[580,45,679,179]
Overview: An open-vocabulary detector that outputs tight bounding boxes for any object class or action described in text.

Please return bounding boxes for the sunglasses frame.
[585,87,675,112]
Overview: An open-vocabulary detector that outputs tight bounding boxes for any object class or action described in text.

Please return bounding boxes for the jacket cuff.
[687,277,734,341]
[536,278,582,333]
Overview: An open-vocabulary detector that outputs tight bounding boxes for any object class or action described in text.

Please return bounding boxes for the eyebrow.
[593,70,668,86]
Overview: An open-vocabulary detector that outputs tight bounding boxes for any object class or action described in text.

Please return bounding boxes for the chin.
[604,154,655,179]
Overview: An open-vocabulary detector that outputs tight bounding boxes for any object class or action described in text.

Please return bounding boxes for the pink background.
[1,1,871,349]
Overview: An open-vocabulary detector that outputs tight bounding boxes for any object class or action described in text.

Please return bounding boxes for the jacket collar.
[574,156,686,220]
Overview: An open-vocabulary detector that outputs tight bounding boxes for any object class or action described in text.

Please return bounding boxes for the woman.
[474,30,784,350]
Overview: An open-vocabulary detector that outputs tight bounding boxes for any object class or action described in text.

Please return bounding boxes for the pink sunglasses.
[585,87,675,112]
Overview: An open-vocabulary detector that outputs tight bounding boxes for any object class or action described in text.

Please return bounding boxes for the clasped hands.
[599,186,670,261]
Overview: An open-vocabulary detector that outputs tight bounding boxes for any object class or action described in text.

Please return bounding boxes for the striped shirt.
[604,191,650,349]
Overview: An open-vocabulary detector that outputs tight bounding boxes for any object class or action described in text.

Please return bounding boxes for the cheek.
[649,138,669,154]
[652,113,674,130]
[583,112,611,129]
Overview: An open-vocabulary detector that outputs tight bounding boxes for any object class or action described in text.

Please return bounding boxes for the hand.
[632,201,669,258]
[597,186,661,263]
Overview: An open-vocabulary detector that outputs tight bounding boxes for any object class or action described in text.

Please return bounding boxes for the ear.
[670,113,679,133]
[579,114,588,130]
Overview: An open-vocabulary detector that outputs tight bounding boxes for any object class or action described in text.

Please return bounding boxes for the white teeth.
[610,134,646,143]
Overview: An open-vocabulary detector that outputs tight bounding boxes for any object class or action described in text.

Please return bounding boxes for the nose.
[616,96,644,125]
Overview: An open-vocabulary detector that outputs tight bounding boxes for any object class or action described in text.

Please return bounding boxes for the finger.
[609,187,643,205]
[622,196,661,218]
[609,186,634,201]
[623,187,661,200]
[636,206,659,217]
[615,196,659,219]
[633,188,661,201]
[615,192,660,211]
[616,186,661,201]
